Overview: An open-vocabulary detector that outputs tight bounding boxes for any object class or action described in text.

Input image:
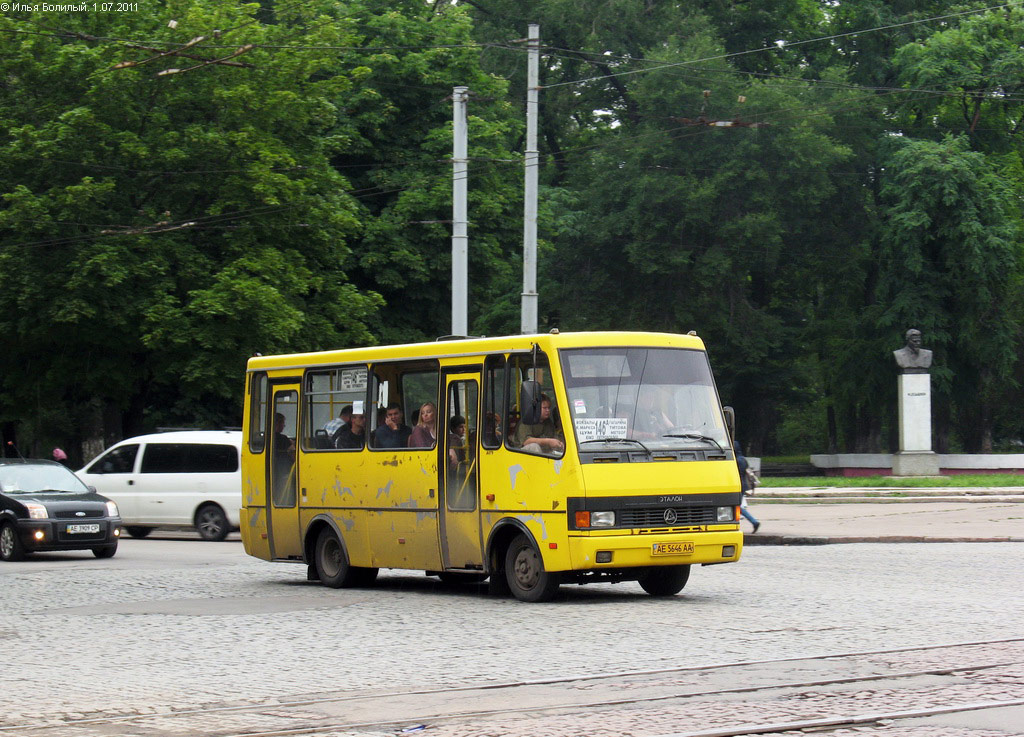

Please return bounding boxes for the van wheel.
[92,542,118,559]
[124,526,152,539]
[638,565,691,596]
[0,522,26,561]
[505,534,561,602]
[196,504,229,541]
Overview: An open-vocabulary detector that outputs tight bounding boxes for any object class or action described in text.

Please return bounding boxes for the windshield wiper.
[662,433,725,452]
[579,437,651,453]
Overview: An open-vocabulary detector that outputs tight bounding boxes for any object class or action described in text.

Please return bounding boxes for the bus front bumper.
[567,529,742,571]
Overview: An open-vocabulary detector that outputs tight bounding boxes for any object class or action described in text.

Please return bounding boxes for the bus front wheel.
[638,564,691,596]
[505,534,561,602]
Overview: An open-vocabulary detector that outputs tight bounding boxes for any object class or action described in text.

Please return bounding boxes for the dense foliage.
[1,0,1022,460]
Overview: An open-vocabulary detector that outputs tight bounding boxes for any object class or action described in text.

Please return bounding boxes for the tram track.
[3,637,1022,737]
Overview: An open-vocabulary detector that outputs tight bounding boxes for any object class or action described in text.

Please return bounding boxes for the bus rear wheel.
[638,564,691,596]
[505,534,561,602]
[315,528,350,588]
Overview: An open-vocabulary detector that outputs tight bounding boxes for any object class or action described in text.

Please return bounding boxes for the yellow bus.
[241,331,743,602]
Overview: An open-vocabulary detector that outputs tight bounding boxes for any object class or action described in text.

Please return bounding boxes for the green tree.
[0,1,382,456]
[875,135,1019,451]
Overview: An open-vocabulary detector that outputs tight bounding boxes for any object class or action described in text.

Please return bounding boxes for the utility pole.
[520,24,540,335]
[451,86,469,336]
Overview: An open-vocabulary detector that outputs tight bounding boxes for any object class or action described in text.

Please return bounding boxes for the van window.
[87,444,139,474]
[141,444,239,474]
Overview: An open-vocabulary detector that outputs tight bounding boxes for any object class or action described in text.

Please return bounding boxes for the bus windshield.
[560,347,729,452]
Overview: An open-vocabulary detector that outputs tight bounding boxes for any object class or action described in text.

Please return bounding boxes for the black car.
[0,459,121,560]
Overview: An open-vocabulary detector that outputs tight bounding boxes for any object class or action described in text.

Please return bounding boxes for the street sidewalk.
[742,485,1024,544]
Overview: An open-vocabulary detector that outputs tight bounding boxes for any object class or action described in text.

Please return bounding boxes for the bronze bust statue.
[893,328,932,372]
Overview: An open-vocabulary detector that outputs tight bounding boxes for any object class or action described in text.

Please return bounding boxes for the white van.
[77,431,242,541]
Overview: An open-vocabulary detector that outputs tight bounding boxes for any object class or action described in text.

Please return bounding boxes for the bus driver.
[513,394,564,455]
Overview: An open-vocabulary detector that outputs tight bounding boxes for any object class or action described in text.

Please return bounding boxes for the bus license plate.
[67,524,100,534]
[652,542,694,556]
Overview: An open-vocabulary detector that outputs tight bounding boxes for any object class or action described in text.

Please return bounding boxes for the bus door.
[441,371,483,570]
[267,384,302,559]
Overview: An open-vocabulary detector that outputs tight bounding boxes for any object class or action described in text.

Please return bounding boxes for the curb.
[743,534,1024,546]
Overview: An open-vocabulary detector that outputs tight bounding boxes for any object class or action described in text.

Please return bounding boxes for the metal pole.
[452,86,469,336]
[521,24,539,335]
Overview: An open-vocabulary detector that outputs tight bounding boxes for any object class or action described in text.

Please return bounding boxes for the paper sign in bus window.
[340,368,367,391]
[574,417,628,441]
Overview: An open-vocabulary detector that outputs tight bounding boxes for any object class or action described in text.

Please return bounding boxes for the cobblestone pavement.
[1,540,1022,736]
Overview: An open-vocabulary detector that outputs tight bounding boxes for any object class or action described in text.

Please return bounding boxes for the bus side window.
[505,350,562,456]
[482,354,505,449]
[303,366,368,451]
[249,372,268,453]
[401,363,440,448]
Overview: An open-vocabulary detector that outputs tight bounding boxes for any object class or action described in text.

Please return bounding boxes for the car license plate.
[652,541,694,556]
[67,524,100,534]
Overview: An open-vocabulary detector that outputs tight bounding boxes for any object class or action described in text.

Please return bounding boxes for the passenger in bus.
[447,415,467,468]
[324,405,352,444]
[274,412,295,458]
[408,402,438,448]
[374,403,412,448]
[273,412,296,505]
[513,394,564,455]
[334,410,366,449]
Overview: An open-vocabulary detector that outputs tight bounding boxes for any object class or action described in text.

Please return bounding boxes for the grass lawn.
[761,474,1024,488]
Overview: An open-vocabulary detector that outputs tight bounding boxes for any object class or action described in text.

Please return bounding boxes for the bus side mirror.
[723,406,735,441]
[520,380,542,425]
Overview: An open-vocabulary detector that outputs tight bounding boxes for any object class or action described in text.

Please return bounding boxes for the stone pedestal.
[894,372,939,476]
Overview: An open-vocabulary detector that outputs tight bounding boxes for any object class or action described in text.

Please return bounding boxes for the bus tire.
[638,564,691,596]
[505,534,561,602]
[315,528,351,588]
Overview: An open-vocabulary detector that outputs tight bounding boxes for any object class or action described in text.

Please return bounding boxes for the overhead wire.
[540,3,1018,90]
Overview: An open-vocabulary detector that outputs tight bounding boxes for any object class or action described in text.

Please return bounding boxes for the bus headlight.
[590,511,615,527]
[716,506,735,522]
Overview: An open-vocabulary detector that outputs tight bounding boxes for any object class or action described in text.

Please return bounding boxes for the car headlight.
[105,501,119,517]
[26,503,48,520]
[717,506,735,522]
[590,511,615,527]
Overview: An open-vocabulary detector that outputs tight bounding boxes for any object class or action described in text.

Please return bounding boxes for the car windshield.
[560,347,730,452]
[0,464,89,494]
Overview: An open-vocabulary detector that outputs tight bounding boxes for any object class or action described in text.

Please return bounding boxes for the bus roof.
[246,331,708,372]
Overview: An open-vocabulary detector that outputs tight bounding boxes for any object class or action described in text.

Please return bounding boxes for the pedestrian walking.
[734,442,760,533]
